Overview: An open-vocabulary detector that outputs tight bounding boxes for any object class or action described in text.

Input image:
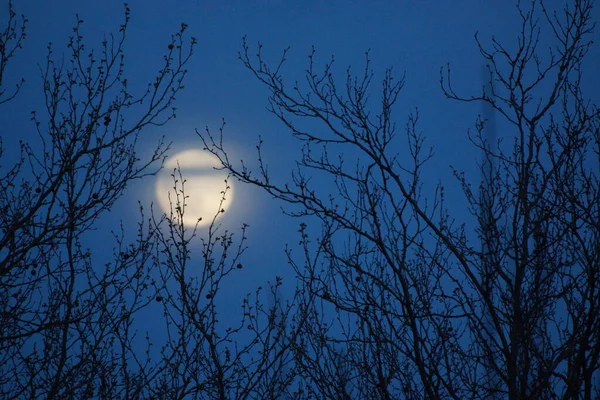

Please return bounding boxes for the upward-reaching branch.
[201,0,600,398]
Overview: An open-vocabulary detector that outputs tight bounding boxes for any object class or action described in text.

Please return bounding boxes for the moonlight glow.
[155,149,233,227]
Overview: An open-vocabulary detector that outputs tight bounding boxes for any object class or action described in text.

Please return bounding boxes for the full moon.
[155,149,233,227]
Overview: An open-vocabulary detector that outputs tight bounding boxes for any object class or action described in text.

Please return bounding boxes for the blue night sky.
[3,0,600,356]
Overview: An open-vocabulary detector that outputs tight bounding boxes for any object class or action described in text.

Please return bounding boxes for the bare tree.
[4,0,598,398]
[200,0,600,398]
[144,168,301,399]
[0,2,196,398]
[0,2,302,398]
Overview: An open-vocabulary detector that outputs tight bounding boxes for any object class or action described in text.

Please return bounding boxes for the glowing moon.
[155,149,233,227]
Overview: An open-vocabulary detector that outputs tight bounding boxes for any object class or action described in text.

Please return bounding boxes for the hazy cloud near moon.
[155,149,233,227]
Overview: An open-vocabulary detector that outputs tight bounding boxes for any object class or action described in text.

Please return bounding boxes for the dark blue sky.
[3,0,600,340]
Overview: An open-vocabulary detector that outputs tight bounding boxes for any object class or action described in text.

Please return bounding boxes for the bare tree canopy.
[1,0,599,399]
[201,0,600,398]
[0,1,301,397]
